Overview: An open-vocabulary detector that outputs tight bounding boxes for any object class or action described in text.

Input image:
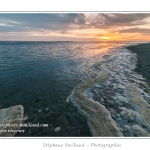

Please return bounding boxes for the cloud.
[100,13,150,24]
[82,13,150,29]
[1,13,149,32]
[0,13,150,33]
[119,27,150,34]
[0,13,86,33]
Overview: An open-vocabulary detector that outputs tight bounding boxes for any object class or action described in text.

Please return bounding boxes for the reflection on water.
[0,41,126,136]
[0,42,123,71]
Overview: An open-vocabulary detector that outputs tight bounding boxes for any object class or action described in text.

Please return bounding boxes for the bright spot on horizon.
[101,36,110,41]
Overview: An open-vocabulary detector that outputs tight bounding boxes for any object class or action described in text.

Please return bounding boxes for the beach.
[127,43,150,88]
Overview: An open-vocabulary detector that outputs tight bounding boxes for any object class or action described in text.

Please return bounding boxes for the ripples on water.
[0,41,121,71]
[0,41,138,136]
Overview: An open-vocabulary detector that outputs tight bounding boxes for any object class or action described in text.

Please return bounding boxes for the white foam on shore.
[67,43,150,136]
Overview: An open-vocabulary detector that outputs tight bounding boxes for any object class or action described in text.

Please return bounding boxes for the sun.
[102,36,109,41]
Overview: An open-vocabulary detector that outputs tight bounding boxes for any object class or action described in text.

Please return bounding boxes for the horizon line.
[0,40,149,42]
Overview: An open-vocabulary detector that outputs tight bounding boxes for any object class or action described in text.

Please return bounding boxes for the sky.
[0,13,150,42]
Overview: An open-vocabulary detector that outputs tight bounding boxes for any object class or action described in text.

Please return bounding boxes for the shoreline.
[67,64,123,136]
[68,43,150,137]
[67,53,126,136]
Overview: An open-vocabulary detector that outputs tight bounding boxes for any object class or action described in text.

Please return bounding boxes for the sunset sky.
[0,13,150,42]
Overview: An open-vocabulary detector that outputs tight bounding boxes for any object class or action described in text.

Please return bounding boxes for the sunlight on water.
[0,42,124,71]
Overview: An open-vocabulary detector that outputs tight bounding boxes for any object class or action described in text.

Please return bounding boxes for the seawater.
[0,41,143,136]
[0,41,125,107]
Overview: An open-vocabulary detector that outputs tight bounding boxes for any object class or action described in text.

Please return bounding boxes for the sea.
[0,41,149,136]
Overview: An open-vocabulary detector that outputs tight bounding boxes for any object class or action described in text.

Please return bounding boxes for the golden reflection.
[75,43,116,59]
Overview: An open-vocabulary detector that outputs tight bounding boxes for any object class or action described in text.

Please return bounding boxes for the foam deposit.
[67,65,123,136]
[67,45,150,137]
[0,105,24,136]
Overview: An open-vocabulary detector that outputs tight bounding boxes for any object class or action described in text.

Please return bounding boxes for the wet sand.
[127,43,150,87]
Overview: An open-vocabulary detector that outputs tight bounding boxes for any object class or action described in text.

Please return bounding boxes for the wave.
[67,45,150,137]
